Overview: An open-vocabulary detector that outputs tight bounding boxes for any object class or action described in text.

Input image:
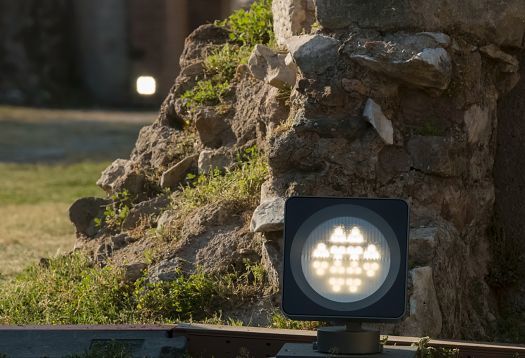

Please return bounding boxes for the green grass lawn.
[0,162,108,279]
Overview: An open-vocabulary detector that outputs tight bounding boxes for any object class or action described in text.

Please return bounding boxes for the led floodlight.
[279,197,410,356]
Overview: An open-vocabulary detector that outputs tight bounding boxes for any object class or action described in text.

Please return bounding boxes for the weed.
[0,253,129,324]
[175,147,268,218]
[95,190,133,232]
[204,44,252,82]
[270,311,320,330]
[182,0,275,112]
[181,80,231,110]
[413,337,459,358]
[218,0,274,47]
[0,253,266,325]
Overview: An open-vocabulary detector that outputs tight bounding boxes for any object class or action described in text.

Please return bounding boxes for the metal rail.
[1,323,524,357]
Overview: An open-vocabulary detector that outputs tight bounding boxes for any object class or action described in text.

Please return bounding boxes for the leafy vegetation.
[0,253,266,325]
[271,311,320,330]
[181,0,274,111]
[95,190,133,232]
[218,0,274,47]
[413,337,459,358]
[175,147,268,217]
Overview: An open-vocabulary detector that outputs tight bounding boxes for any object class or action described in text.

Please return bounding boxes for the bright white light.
[302,220,391,303]
[136,76,157,95]
[313,243,330,258]
[363,244,381,260]
[348,226,364,243]
[330,226,347,243]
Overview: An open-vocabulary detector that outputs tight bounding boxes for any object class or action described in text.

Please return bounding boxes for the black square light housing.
[282,197,409,322]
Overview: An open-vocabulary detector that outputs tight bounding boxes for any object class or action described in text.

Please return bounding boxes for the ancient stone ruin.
[70,0,525,340]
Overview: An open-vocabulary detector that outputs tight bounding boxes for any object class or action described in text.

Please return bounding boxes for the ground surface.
[0,106,154,279]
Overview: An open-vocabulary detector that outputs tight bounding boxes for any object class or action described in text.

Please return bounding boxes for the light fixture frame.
[281,196,410,323]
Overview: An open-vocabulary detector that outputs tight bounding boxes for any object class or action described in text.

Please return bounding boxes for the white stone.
[363,99,394,145]
[96,158,128,193]
[248,44,297,89]
[250,197,285,232]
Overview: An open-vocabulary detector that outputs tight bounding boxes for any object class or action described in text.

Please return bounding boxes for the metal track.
[1,324,525,357]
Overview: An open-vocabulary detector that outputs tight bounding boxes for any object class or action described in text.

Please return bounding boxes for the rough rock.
[250,197,285,232]
[179,24,230,68]
[376,146,411,183]
[464,105,491,145]
[111,169,146,197]
[110,233,134,251]
[342,78,368,96]
[363,99,394,145]
[198,149,235,174]
[409,227,437,267]
[314,0,525,48]
[272,0,316,47]
[69,197,108,238]
[260,236,282,293]
[194,107,234,148]
[286,35,340,75]
[248,44,297,89]
[160,155,198,189]
[156,210,175,234]
[195,230,259,273]
[121,195,170,231]
[480,44,519,73]
[350,47,452,90]
[148,257,184,282]
[96,159,128,194]
[130,123,191,172]
[407,136,461,177]
[398,266,443,337]
[123,263,148,283]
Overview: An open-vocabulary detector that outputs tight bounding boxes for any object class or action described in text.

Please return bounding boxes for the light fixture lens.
[301,218,391,303]
[136,76,157,95]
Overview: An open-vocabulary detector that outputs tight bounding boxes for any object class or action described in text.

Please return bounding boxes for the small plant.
[182,0,275,112]
[181,80,231,111]
[176,146,268,217]
[204,43,252,82]
[218,0,274,47]
[413,337,459,358]
[95,189,133,231]
[270,311,320,330]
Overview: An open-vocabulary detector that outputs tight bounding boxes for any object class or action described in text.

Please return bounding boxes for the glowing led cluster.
[311,226,382,293]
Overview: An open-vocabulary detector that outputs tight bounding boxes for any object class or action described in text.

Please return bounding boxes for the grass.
[0,162,107,279]
[175,147,269,218]
[0,253,266,325]
[181,0,275,111]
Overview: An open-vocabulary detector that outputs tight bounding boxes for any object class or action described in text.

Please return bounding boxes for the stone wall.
[68,0,525,339]
[255,0,525,339]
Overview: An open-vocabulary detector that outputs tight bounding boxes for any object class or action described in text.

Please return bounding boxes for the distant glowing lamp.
[278,197,412,357]
[136,76,156,96]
